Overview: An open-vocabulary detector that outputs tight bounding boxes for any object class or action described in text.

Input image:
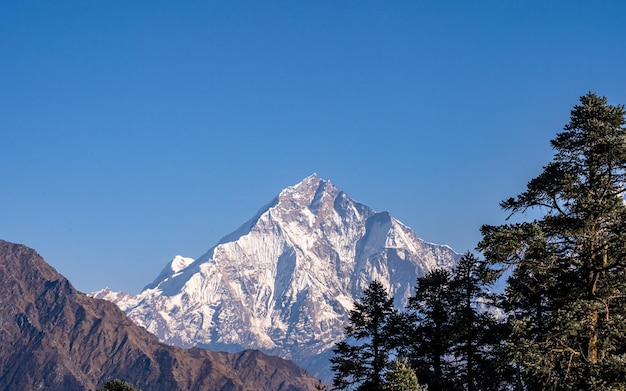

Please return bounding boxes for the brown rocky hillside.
[0,240,320,391]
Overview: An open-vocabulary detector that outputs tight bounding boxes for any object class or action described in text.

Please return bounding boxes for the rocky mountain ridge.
[0,239,320,391]
[95,174,460,379]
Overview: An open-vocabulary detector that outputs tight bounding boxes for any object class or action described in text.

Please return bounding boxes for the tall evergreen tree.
[479,93,626,390]
[406,254,508,391]
[450,253,508,391]
[331,280,398,390]
[406,268,457,391]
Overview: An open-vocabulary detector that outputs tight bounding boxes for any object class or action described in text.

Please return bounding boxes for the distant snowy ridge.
[92,174,460,380]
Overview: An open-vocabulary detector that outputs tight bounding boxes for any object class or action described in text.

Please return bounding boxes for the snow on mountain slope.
[93,174,460,379]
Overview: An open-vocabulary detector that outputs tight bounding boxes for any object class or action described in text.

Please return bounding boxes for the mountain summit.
[95,174,459,379]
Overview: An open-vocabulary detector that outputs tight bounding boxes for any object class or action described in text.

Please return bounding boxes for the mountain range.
[0,239,320,390]
[94,174,460,380]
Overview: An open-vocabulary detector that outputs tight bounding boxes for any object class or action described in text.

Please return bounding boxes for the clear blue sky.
[1,1,625,294]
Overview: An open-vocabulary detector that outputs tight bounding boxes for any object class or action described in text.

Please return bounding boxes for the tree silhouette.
[480,93,626,390]
[331,280,398,390]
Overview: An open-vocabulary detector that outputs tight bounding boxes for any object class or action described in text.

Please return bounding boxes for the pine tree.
[450,253,508,391]
[406,254,508,391]
[383,357,423,391]
[479,93,626,390]
[406,268,457,391]
[331,280,398,390]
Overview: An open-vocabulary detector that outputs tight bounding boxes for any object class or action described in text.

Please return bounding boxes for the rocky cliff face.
[0,240,320,391]
[95,174,460,379]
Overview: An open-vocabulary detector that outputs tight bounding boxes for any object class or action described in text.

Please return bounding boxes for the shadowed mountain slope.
[0,240,319,391]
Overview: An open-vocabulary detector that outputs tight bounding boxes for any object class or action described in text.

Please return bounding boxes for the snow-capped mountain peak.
[170,255,195,273]
[94,175,459,380]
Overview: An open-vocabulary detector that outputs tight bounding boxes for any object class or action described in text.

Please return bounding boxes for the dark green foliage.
[331,280,399,390]
[331,93,626,390]
[449,253,508,391]
[406,268,457,390]
[406,253,508,391]
[332,260,507,390]
[98,379,140,391]
[479,93,626,390]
